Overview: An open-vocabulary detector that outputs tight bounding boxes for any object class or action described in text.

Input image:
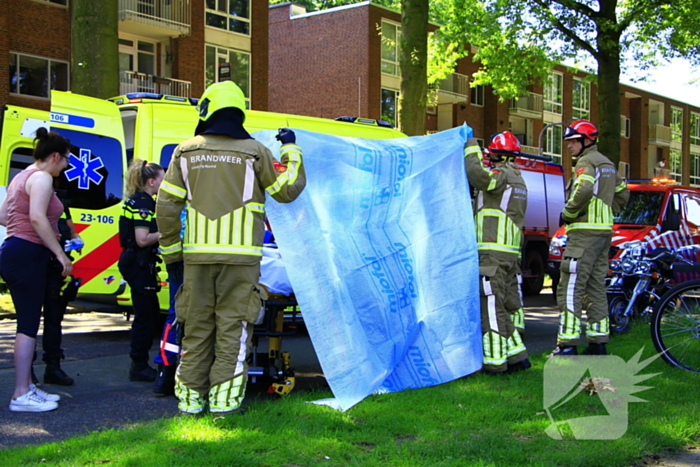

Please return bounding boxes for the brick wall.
[269,3,373,120]
[1,0,71,111]
[172,0,205,99]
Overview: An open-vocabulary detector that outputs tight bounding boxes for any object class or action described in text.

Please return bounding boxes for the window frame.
[204,0,251,36]
[380,20,401,77]
[690,152,700,187]
[32,0,67,6]
[9,52,70,99]
[572,78,590,120]
[381,87,399,128]
[204,44,251,106]
[691,113,700,146]
[543,72,563,114]
[470,84,484,107]
[671,106,684,142]
[543,124,563,165]
[670,148,682,182]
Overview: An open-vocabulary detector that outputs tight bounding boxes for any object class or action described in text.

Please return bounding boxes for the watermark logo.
[542,349,658,440]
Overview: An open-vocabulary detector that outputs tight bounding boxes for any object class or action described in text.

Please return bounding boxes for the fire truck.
[547,177,700,288]
[0,90,405,310]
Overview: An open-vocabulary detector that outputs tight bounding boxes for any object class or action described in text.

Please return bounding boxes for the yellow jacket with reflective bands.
[464,138,528,259]
[156,134,305,265]
[562,145,629,232]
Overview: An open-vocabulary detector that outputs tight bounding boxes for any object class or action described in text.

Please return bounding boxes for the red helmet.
[488,131,521,161]
[563,119,599,140]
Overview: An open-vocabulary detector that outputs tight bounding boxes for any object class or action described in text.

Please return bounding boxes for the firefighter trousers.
[175,263,262,400]
[556,229,611,346]
[478,253,528,373]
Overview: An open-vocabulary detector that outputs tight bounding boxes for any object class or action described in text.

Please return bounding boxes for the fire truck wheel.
[522,250,545,296]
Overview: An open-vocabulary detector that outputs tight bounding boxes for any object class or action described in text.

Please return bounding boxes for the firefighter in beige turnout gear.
[464,132,530,374]
[156,81,306,414]
[553,120,629,356]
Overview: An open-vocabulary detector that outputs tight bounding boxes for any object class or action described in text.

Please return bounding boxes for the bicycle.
[650,261,700,372]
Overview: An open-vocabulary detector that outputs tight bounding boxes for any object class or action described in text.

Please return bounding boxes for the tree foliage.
[431,0,700,165]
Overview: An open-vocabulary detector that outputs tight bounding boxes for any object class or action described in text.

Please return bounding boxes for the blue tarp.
[256,125,482,411]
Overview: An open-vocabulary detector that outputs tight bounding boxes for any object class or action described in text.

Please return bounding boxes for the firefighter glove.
[276,128,296,145]
[559,212,571,226]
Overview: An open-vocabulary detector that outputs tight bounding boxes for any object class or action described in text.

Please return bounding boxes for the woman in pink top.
[0,127,73,413]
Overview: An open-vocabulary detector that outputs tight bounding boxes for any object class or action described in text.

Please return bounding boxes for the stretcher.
[248,246,300,395]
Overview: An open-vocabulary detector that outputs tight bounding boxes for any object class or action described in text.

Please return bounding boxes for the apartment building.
[1,0,268,112]
[269,1,700,187]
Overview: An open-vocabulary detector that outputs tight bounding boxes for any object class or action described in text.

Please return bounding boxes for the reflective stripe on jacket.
[563,145,629,232]
[156,134,306,265]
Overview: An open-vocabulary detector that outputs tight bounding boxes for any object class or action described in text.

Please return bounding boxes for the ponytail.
[125,158,164,198]
[33,127,71,161]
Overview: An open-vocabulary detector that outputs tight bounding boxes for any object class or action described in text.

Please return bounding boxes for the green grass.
[3,323,699,467]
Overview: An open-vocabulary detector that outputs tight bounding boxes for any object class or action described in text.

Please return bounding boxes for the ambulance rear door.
[50,91,127,296]
[146,101,199,170]
[0,105,51,240]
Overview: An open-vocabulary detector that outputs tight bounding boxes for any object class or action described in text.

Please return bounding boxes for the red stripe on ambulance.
[72,233,121,286]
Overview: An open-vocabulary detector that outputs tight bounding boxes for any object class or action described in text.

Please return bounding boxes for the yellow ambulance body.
[0,90,404,311]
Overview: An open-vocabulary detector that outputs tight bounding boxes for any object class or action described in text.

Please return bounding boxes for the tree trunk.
[595,19,622,168]
[71,0,119,98]
[399,0,429,136]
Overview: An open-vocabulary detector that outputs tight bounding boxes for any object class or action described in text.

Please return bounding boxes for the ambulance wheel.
[522,250,545,296]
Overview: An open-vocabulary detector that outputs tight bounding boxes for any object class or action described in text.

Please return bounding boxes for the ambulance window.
[53,129,124,210]
[8,148,33,184]
[159,144,178,169]
[121,110,137,167]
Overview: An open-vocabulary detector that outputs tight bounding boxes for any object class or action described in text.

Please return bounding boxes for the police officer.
[464,131,530,374]
[156,81,306,414]
[118,159,165,381]
[552,120,629,356]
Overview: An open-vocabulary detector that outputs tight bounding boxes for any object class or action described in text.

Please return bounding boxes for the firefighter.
[118,159,165,381]
[552,120,629,356]
[156,81,306,414]
[464,131,530,374]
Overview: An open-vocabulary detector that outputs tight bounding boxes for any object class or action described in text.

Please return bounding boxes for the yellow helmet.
[197,81,246,122]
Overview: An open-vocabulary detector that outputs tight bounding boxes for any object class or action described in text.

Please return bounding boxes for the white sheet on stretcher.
[260,246,293,296]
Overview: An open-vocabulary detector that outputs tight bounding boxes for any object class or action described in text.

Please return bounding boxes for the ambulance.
[0,90,405,311]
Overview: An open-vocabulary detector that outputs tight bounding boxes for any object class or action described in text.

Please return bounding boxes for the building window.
[670,148,682,182]
[692,113,700,146]
[470,84,484,107]
[543,72,563,114]
[119,38,156,75]
[37,0,67,5]
[205,45,250,104]
[381,88,398,127]
[543,124,563,165]
[381,20,400,76]
[205,0,250,35]
[572,78,590,120]
[9,52,69,98]
[691,152,700,187]
[620,116,631,138]
[671,107,683,142]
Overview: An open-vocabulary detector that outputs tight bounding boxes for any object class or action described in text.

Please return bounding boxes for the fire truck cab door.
[50,90,127,295]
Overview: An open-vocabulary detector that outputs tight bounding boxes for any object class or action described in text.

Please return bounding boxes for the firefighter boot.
[506,358,532,374]
[153,363,176,396]
[582,343,607,355]
[129,360,157,382]
[44,359,75,386]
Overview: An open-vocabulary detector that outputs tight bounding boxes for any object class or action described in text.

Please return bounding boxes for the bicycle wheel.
[650,279,700,373]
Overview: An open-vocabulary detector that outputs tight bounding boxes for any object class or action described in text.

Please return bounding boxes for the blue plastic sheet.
[256,125,482,411]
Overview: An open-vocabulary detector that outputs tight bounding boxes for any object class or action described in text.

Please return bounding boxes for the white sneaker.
[9,389,59,412]
[30,384,60,402]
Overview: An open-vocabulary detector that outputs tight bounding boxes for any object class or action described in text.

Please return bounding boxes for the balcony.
[521,145,539,156]
[119,71,191,98]
[509,93,543,119]
[118,0,191,39]
[429,73,469,105]
[648,124,672,146]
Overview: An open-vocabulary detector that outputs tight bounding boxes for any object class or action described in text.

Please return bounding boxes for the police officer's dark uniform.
[119,191,161,381]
